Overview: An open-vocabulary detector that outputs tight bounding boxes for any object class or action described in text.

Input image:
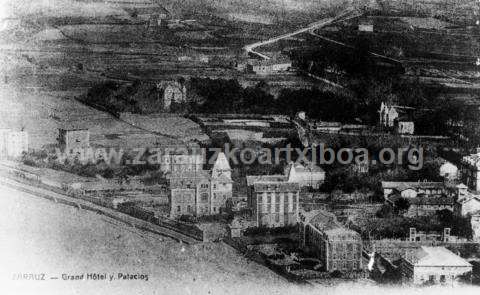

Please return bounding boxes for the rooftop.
[167,170,211,180]
[382,181,445,191]
[213,152,231,171]
[253,181,300,193]
[462,152,480,169]
[404,246,472,267]
[303,210,361,240]
[288,161,325,174]
[246,174,287,186]
[409,195,454,206]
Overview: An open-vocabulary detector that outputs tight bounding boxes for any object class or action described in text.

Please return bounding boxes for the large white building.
[399,246,472,285]
[247,175,300,227]
[168,152,232,218]
[285,162,325,189]
[299,210,363,272]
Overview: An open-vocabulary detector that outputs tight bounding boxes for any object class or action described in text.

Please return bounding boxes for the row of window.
[175,182,229,190]
[176,205,221,214]
[331,260,359,271]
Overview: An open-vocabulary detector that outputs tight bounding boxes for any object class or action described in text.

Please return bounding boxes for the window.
[428,275,435,283]
[440,275,446,283]
[213,207,217,213]
[177,206,181,212]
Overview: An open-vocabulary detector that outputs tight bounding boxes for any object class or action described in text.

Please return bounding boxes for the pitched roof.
[246,175,287,186]
[289,161,325,174]
[253,181,299,192]
[304,210,361,240]
[167,170,211,180]
[409,195,454,206]
[404,246,472,267]
[457,192,480,204]
[213,152,231,171]
[382,181,445,191]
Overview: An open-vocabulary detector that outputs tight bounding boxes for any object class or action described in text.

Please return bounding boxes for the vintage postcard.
[0,0,479,294]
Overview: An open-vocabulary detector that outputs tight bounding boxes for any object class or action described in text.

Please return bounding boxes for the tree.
[376,204,393,218]
[394,197,410,211]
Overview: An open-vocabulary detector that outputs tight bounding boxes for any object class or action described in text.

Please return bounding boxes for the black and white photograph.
[1,0,480,294]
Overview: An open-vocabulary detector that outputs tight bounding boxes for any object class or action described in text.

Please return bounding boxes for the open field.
[0,87,207,149]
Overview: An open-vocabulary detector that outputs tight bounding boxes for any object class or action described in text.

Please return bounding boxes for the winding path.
[243,9,360,60]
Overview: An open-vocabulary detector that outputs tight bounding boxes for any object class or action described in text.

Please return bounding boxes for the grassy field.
[0,87,207,150]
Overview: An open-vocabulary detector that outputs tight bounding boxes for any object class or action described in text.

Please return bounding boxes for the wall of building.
[472,215,480,242]
[0,130,28,159]
[461,164,480,192]
[460,198,480,217]
[302,224,363,272]
[170,188,196,218]
[288,170,325,189]
[160,154,203,173]
[255,191,299,227]
[412,265,472,285]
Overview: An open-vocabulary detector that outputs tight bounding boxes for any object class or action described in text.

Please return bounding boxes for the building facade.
[156,81,187,110]
[299,210,363,272]
[399,246,472,285]
[405,195,455,217]
[285,161,325,189]
[382,181,447,200]
[455,192,480,217]
[168,153,232,218]
[396,121,414,135]
[379,103,416,131]
[247,176,300,227]
[160,152,203,174]
[472,213,480,242]
[0,129,29,159]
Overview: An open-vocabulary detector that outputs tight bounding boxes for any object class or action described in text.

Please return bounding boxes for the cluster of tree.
[368,209,472,239]
[189,77,357,122]
[292,34,480,140]
[81,81,164,115]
